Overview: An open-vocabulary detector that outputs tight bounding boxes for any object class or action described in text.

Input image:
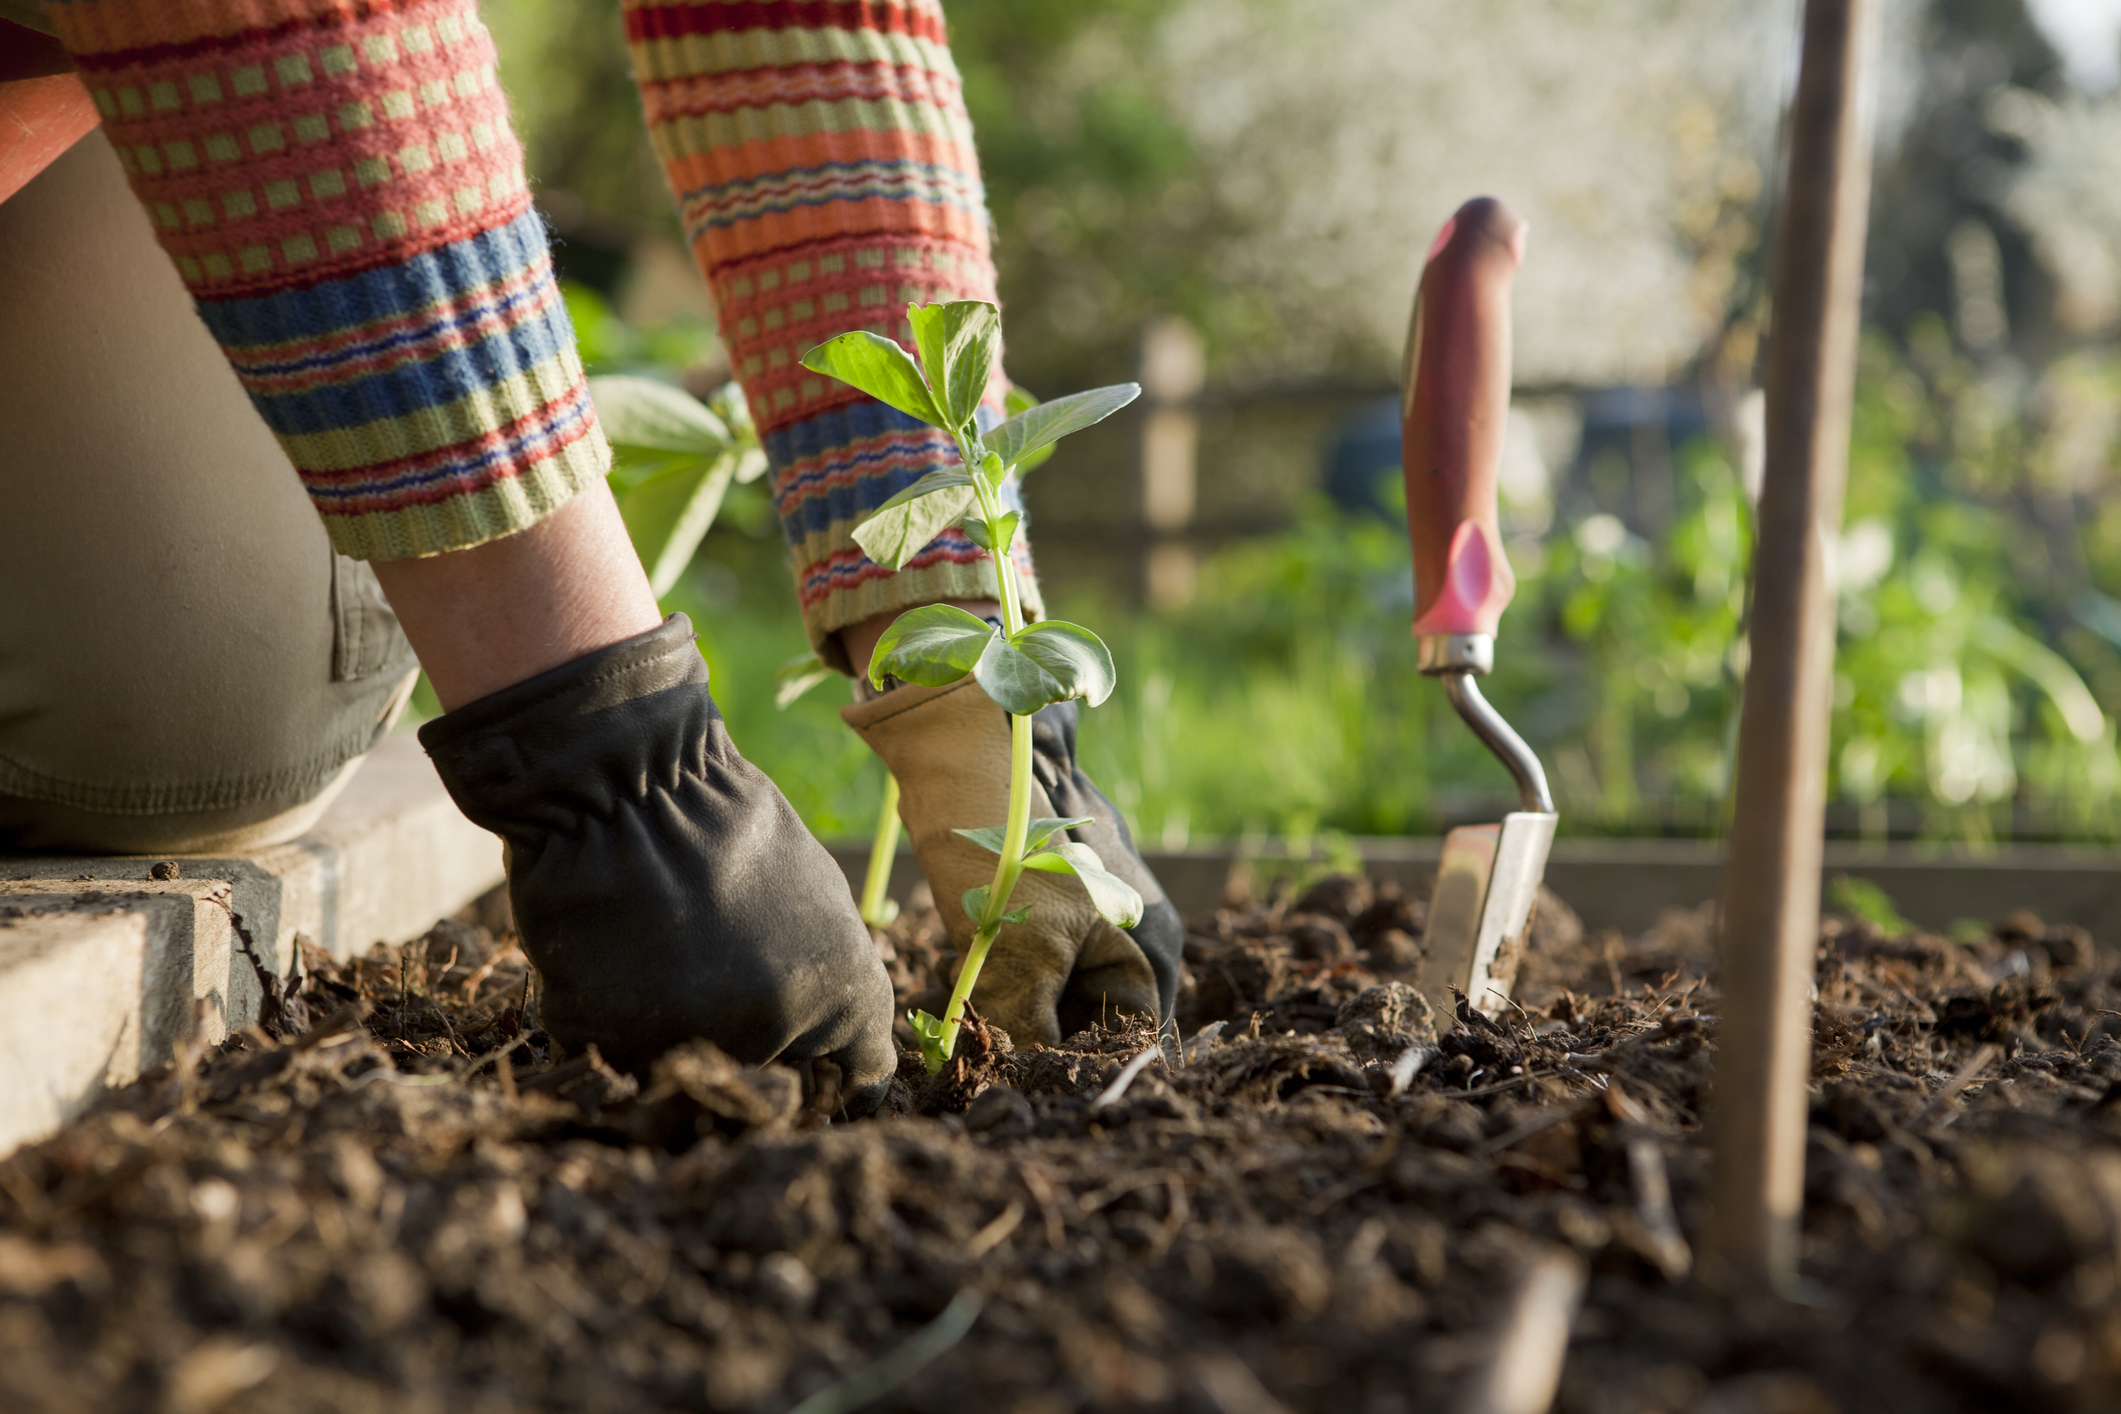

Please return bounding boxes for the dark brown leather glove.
[419,615,895,1116]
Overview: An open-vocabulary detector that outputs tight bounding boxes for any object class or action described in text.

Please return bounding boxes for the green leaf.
[773,652,835,709]
[613,453,738,598]
[952,816,1093,856]
[908,300,1001,431]
[908,1009,950,1073]
[978,449,1007,489]
[731,446,769,485]
[1013,621,1118,707]
[871,604,998,690]
[971,636,1073,715]
[800,330,945,428]
[1022,842,1145,929]
[962,511,1021,553]
[853,473,979,571]
[589,375,734,456]
[1003,386,1058,475]
[959,884,1033,929]
[986,383,1140,472]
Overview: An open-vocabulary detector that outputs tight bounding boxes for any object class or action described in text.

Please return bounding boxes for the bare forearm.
[370,484,662,711]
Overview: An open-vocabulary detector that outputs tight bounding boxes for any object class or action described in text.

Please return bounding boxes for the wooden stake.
[1704,0,1879,1293]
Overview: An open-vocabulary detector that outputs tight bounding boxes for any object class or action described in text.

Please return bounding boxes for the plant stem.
[934,474,1036,1061]
[860,773,902,926]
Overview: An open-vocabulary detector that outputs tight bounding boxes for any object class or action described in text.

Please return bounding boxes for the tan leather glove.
[843,678,1182,1048]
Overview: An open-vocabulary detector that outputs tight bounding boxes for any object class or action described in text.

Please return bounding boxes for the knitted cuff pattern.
[623,0,1041,667]
[49,0,609,560]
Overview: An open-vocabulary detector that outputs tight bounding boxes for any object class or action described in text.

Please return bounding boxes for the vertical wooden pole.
[1704,0,1878,1293]
[1140,317,1204,610]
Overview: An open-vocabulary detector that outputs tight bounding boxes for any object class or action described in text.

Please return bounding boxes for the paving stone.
[0,736,499,1155]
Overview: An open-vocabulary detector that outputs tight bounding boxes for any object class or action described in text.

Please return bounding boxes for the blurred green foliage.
[565,280,2121,846]
[465,2,2121,846]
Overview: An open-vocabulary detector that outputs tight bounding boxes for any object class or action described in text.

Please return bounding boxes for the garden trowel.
[1401,197,1558,1020]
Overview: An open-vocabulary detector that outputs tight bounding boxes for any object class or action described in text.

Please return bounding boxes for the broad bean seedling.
[801,300,1144,1071]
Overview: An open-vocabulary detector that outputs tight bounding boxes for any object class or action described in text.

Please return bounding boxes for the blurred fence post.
[1704,0,1879,1294]
[1140,317,1205,610]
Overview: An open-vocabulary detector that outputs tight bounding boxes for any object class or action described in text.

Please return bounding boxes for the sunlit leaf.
[589,375,733,456]
[1021,841,1145,928]
[962,511,1021,553]
[800,330,944,427]
[871,604,997,690]
[908,1008,949,1073]
[987,383,1140,472]
[971,636,1072,715]
[1012,621,1118,707]
[773,652,835,709]
[853,473,979,571]
[908,300,1001,431]
[953,816,1093,856]
[613,453,738,598]
[1003,385,1057,475]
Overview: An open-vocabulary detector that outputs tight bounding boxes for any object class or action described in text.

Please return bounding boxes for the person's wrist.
[369,484,663,711]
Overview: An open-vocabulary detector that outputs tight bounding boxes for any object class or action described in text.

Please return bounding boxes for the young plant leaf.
[800,330,945,428]
[960,884,1033,928]
[970,635,1075,715]
[588,375,733,456]
[908,300,1002,431]
[907,1008,949,1073]
[952,816,1093,856]
[1022,841,1145,929]
[731,446,769,485]
[1011,621,1118,707]
[962,511,1021,553]
[986,383,1141,472]
[871,604,997,690]
[773,652,835,709]
[978,449,1007,490]
[1003,385,1057,475]
[853,473,978,570]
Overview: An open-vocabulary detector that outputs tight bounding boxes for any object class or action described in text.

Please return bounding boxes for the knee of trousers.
[0,135,419,854]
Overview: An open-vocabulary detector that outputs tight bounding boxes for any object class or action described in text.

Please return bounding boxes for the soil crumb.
[6,877,2121,1413]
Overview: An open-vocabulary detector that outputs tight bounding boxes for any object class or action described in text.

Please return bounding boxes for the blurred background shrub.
[451,0,2121,846]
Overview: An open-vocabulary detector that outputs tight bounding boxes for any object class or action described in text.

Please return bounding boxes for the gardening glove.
[419,614,896,1116]
[843,678,1183,1047]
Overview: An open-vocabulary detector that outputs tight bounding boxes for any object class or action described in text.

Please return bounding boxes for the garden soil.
[6,871,2121,1414]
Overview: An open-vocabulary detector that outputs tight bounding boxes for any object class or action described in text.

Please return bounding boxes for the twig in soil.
[1194,1351,1295,1414]
[1090,1045,1160,1110]
[1911,1042,2001,1129]
[1019,1166,1067,1250]
[1473,1109,1572,1159]
[965,1202,1023,1259]
[1148,1175,1189,1261]
[1388,1045,1432,1097]
[1457,1248,1586,1414]
[1625,1136,1692,1282]
[787,1290,983,1414]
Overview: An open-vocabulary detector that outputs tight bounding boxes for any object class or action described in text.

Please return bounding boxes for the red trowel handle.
[1402,197,1527,641]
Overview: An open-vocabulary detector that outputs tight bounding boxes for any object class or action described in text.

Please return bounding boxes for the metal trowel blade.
[1417,811,1559,1019]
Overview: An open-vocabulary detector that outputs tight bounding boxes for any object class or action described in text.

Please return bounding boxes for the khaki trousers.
[0,134,418,853]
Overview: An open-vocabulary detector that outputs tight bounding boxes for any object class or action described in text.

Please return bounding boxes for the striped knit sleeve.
[45,0,609,561]
[622,0,1042,670]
